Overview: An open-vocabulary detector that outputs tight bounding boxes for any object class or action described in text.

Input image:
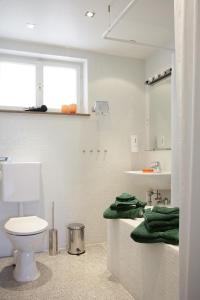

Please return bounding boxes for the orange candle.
[69,104,77,114]
[61,105,70,114]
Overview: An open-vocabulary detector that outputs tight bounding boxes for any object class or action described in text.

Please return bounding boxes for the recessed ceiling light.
[26,23,36,29]
[85,11,95,18]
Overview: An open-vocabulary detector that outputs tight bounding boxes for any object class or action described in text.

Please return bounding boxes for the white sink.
[125,171,171,189]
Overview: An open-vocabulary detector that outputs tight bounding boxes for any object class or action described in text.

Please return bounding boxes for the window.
[0,61,36,108]
[0,55,85,112]
[43,65,77,109]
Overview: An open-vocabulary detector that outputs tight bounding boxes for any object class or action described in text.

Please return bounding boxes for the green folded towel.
[103,207,144,219]
[144,206,179,232]
[145,219,179,228]
[144,211,179,223]
[152,206,179,214]
[132,199,146,208]
[111,198,146,210]
[110,203,137,211]
[144,218,179,232]
[103,193,146,220]
[116,193,135,202]
[131,221,179,245]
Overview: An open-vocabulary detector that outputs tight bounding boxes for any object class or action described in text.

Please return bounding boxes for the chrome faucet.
[147,190,162,206]
[147,189,170,206]
[150,161,161,173]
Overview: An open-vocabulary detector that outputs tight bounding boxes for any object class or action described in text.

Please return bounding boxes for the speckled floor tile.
[0,245,134,300]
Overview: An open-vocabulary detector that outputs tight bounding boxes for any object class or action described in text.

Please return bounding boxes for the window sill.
[0,109,90,117]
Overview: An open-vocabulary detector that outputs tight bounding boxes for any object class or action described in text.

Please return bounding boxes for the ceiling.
[0,0,174,59]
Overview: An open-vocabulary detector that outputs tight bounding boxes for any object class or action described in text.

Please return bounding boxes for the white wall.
[145,49,172,79]
[0,39,145,257]
[143,49,172,172]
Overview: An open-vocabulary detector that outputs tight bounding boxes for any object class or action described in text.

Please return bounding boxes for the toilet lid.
[4,216,48,236]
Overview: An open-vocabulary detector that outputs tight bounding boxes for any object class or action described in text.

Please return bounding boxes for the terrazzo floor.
[0,244,134,300]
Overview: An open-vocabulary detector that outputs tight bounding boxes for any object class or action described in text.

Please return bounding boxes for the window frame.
[0,53,85,112]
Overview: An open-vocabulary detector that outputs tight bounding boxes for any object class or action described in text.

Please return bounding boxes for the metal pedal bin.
[67,223,85,255]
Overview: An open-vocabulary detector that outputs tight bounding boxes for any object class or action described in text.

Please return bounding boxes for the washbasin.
[124,170,171,189]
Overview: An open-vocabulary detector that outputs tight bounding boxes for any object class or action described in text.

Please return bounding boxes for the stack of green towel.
[103,193,146,219]
[131,206,179,245]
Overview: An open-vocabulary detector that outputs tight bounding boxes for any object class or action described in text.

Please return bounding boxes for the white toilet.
[1,162,48,282]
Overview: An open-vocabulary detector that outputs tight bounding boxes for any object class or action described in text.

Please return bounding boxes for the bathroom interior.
[0,0,199,299]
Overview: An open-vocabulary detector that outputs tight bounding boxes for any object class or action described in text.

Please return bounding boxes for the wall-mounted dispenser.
[131,135,139,152]
[92,101,109,115]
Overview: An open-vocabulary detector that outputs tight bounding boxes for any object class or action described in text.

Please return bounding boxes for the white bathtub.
[107,218,179,300]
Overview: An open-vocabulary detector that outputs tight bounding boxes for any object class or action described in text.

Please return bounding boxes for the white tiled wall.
[0,39,146,257]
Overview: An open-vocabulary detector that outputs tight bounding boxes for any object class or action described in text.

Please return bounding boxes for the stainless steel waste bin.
[67,223,85,255]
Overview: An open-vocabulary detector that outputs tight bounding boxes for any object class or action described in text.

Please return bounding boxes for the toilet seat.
[4,216,48,236]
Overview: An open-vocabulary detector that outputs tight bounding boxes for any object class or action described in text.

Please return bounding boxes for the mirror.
[146,76,171,150]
